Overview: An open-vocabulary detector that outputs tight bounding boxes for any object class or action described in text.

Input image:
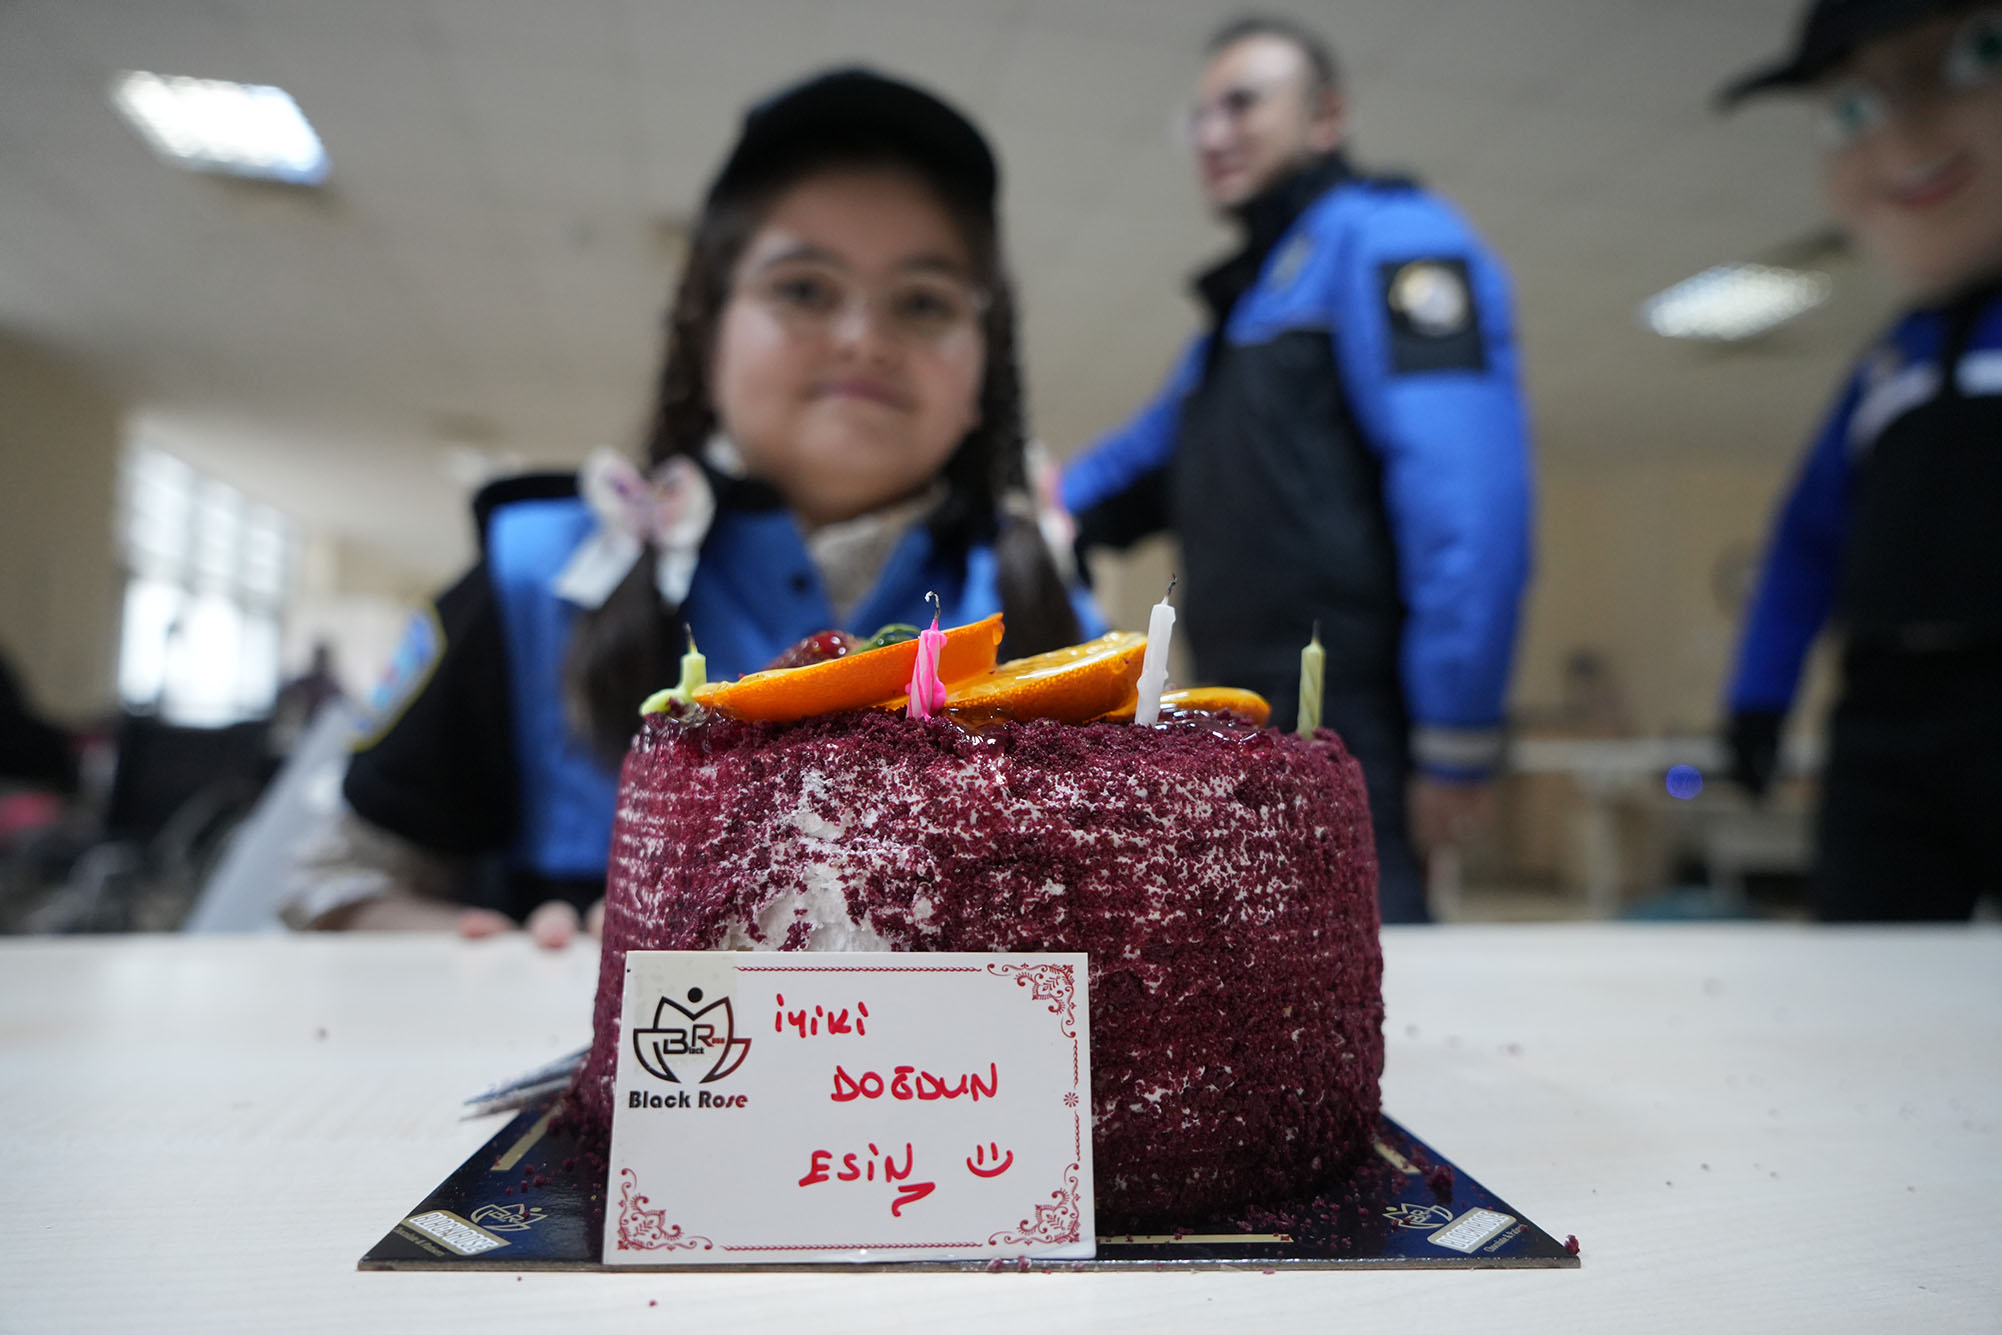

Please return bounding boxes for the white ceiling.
[0,0,1899,584]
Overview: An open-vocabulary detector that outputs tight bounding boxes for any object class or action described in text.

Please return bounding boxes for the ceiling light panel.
[110,70,330,186]
[1640,264,1831,342]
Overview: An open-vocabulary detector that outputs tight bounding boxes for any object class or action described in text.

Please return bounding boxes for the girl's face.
[1821,8,2002,299]
[711,167,988,528]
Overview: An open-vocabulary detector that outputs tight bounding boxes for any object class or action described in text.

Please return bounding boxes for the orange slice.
[1096,686,1272,726]
[694,614,1003,723]
[931,631,1148,724]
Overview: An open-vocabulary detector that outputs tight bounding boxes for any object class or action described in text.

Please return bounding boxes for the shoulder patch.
[1381,258,1486,375]
[1862,344,1902,392]
[352,604,445,750]
[1267,234,1315,292]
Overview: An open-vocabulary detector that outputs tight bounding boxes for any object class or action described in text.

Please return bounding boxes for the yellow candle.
[640,629,707,714]
[1296,622,1324,738]
[672,629,707,706]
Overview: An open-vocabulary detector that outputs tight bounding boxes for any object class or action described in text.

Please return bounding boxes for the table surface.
[4,926,1998,1333]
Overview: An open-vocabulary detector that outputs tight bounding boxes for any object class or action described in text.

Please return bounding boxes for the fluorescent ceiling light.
[1641,264,1831,342]
[110,70,329,186]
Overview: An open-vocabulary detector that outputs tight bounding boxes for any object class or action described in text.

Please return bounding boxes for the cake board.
[361,1099,1579,1273]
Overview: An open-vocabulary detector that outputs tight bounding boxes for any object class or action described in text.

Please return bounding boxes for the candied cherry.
[764,629,858,671]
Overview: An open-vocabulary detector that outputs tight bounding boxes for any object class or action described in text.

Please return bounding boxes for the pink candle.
[906,595,949,720]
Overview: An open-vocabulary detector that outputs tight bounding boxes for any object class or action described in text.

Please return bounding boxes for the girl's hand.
[342,896,509,935]
[518,899,604,949]
[456,907,517,938]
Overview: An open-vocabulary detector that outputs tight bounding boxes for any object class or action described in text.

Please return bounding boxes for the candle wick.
[1163,574,1177,603]
[1311,618,1320,647]
[685,626,698,653]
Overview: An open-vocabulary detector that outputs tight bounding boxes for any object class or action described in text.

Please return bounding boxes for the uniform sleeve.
[342,563,518,857]
[1332,192,1534,781]
[1726,379,1859,716]
[1061,337,1208,554]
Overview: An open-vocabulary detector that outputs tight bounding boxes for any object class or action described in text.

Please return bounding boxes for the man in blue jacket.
[1063,16,1534,923]
[1721,0,2002,920]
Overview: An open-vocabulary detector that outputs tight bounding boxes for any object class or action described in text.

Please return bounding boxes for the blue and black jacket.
[1062,155,1533,780]
[344,472,1100,917]
[1728,280,2002,718]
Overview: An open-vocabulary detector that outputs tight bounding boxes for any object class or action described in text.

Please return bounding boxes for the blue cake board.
[361,1099,1578,1272]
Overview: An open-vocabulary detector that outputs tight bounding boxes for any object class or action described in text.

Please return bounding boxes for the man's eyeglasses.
[1180,81,1273,142]
[737,261,988,344]
[1819,8,2002,149]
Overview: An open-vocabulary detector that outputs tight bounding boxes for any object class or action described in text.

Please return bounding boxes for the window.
[115,447,293,725]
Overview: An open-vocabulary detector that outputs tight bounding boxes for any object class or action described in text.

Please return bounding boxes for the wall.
[1517,452,1840,737]
[0,332,124,722]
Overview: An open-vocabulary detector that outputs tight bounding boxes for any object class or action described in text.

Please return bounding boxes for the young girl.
[285,69,1095,942]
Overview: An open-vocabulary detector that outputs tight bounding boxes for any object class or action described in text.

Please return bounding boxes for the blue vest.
[1729,287,2002,714]
[484,498,619,882]
[483,497,1102,881]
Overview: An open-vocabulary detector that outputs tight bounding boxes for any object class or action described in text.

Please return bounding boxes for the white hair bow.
[551,447,716,610]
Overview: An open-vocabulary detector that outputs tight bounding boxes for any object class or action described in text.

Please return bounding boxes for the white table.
[4,927,1997,1333]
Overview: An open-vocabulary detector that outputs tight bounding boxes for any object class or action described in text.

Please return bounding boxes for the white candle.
[1133,579,1176,726]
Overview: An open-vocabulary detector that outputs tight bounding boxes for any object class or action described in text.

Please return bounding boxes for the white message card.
[603,951,1094,1265]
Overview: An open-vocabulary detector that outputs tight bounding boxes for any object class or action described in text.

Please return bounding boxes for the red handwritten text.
[829,1063,999,1103]
[796,1142,937,1216]
[774,994,869,1039]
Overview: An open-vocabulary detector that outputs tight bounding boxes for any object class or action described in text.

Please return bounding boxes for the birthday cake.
[568,624,1385,1228]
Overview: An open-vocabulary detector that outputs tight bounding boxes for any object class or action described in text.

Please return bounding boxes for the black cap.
[703,68,998,215]
[1718,0,1976,107]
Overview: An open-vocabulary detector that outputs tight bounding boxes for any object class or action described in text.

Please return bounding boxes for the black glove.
[1726,711,1783,800]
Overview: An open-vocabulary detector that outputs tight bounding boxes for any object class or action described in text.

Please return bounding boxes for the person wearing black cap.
[1721,2,2002,920]
[284,69,1097,942]
[1061,17,1534,924]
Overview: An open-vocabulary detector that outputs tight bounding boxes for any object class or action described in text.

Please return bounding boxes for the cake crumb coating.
[571,708,1384,1227]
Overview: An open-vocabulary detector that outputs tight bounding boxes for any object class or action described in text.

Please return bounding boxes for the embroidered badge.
[1388,260,1472,336]
[353,604,443,749]
[1268,234,1315,291]
[1380,257,1486,375]
[1863,344,1902,392]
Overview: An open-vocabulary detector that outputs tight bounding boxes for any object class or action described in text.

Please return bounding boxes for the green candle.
[1296,622,1324,738]
[640,629,707,715]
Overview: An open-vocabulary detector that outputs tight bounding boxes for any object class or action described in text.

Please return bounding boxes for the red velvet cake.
[570,706,1385,1227]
